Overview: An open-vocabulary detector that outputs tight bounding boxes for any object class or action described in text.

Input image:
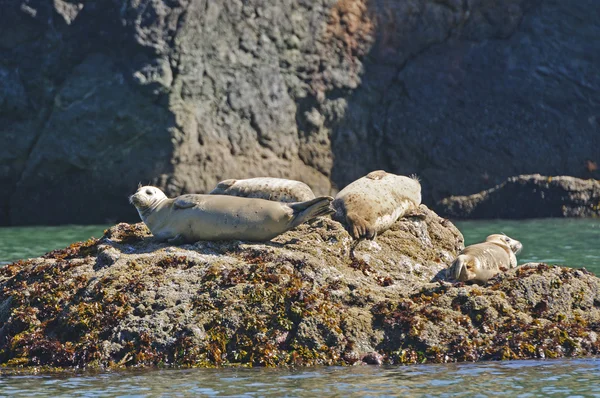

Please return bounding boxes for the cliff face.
[332,0,600,201]
[1,0,599,225]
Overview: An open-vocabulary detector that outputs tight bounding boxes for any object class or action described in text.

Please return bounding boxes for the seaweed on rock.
[0,206,599,369]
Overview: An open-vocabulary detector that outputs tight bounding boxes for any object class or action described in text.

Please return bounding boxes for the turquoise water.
[455,218,600,275]
[1,218,598,273]
[0,219,599,395]
[0,225,109,265]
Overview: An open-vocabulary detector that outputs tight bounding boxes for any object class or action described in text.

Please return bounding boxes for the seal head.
[486,234,523,255]
[129,186,168,221]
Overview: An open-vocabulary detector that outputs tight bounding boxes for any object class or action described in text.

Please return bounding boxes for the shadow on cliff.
[1,1,178,226]
[329,0,600,204]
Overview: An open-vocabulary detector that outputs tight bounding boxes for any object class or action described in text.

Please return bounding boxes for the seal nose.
[515,242,523,254]
[129,192,143,206]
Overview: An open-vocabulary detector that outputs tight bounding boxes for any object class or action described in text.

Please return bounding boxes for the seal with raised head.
[209,177,315,202]
[332,170,422,240]
[448,234,523,284]
[129,186,333,243]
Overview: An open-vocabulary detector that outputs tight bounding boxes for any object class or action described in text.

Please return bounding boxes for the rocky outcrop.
[331,0,600,202]
[1,208,599,369]
[1,1,599,225]
[1,0,373,226]
[436,175,600,219]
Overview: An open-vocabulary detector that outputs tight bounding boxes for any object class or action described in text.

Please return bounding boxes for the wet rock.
[436,174,600,219]
[361,351,383,365]
[1,207,599,369]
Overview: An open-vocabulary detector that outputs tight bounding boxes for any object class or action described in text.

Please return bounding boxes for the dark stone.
[436,174,600,219]
[1,0,599,225]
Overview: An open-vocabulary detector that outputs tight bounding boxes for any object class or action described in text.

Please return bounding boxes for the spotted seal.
[332,170,422,240]
[129,185,333,243]
[209,177,315,202]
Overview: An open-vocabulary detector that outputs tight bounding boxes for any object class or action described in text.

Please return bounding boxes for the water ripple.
[1,358,600,397]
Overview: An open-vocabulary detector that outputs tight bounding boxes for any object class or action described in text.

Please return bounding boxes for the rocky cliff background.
[1,0,598,225]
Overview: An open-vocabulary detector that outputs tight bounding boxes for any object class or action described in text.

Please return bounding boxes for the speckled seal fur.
[332,170,422,240]
[448,234,523,284]
[129,185,333,243]
[209,177,315,203]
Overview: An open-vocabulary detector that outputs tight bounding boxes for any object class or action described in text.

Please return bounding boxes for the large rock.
[1,0,599,225]
[436,174,600,219]
[1,207,599,368]
[1,0,371,225]
[331,0,600,202]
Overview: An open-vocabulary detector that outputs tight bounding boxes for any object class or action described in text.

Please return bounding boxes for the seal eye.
[146,189,153,195]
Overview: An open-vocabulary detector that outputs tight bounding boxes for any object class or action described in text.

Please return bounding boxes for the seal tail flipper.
[346,212,376,240]
[289,196,334,227]
[449,256,469,281]
[366,170,388,180]
[209,179,236,194]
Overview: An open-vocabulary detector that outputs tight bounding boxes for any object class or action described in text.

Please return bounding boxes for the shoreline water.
[1,358,599,396]
[2,218,598,274]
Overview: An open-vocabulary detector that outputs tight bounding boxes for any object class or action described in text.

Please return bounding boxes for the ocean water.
[1,218,598,274]
[0,218,599,395]
[455,218,600,275]
[0,224,109,266]
[1,359,599,397]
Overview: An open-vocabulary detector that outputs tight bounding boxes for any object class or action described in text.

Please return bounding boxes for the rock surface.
[1,207,599,369]
[1,1,599,225]
[436,174,600,219]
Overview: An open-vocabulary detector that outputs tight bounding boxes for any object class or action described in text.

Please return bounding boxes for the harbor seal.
[332,170,422,240]
[129,186,333,243]
[209,177,315,202]
[448,234,523,284]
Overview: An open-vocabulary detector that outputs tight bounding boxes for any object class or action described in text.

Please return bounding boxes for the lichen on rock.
[0,206,598,369]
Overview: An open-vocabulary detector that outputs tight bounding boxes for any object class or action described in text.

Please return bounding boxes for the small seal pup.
[129,186,333,243]
[332,170,422,240]
[209,177,315,202]
[448,234,523,284]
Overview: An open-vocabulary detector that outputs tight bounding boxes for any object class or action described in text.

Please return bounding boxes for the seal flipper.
[167,234,187,245]
[366,170,388,180]
[288,196,334,228]
[346,212,376,240]
[449,257,467,281]
[449,256,477,282]
[173,195,201,210]
[210,179,237,193]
